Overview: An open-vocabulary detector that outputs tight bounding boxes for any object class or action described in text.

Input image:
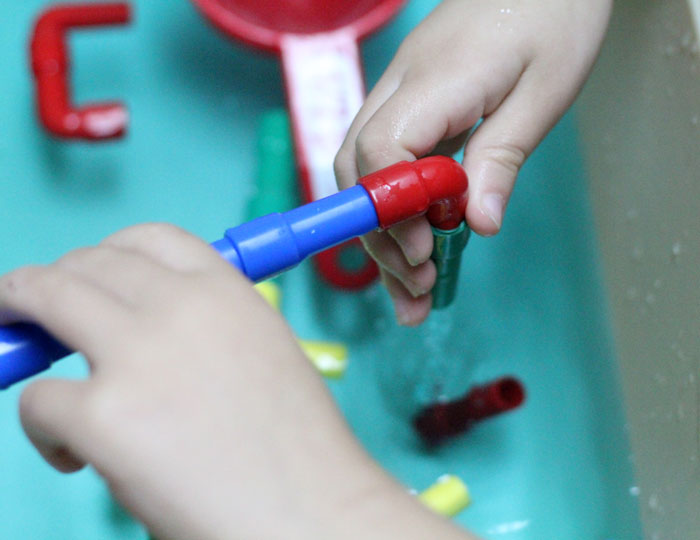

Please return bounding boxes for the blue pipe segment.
[213,185,378,280]
[0,185,379,390]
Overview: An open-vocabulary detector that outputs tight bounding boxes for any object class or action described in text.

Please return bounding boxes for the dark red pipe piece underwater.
[413,376,526,445]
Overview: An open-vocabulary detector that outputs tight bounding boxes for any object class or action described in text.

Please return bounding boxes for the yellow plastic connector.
[254,281,282,311]
[418,475,471,518]
[254,282,348,379]
[298,340,348,379]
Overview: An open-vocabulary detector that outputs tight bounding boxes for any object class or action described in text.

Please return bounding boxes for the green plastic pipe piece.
[430,222,470,309]
[246,109,297,221]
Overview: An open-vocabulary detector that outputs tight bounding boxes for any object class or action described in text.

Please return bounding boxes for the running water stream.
[377,303,477,419]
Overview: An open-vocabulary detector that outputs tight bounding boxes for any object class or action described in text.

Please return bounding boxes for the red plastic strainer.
[190,0,406,289]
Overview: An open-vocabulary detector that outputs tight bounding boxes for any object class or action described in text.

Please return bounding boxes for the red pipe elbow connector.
[413,377,526,445]
[30,3,131,140]
[316,156,467,290]
[359,156,469,231]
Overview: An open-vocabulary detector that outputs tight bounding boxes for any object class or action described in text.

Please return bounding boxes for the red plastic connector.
[30,3,131,140]
[359,156,468,231]
[413,377,525,445]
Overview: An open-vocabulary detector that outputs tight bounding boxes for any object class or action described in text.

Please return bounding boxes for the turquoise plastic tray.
[0,1,641,538]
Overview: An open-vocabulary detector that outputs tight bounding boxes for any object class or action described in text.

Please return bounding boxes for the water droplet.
[653,278,663,289]
[645,292,656,305]
[692,115,699,127]
[671,240,683,259]
[648,494,660,510]
[626,287,639,300]
[629,486,640,496]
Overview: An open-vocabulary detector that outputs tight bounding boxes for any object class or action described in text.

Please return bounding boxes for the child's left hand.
[1,224,477,540]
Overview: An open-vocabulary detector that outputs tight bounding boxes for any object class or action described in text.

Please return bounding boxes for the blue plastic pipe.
[0,185,379,390]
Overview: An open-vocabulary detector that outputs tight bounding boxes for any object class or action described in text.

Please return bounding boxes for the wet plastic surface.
[0,1,641,538]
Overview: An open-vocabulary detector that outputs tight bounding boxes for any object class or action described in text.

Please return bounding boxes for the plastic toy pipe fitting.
[246,110,297,221]
[418,474,471,518]
[413,377,526,445]
[359,155,470,308]
[359,156,467,231]
[30,3,131,140]
[0,156,467,390]
[298,341,348,379]
[430,223,470,310]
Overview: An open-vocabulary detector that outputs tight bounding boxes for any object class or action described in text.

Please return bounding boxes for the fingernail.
[480,193,504,230]
[406,253,423,267]
[394,297,414,326]
[406,279,428,298]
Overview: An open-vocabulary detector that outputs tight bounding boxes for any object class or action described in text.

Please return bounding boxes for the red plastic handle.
[315,240,379,290]
[30,3,131,140]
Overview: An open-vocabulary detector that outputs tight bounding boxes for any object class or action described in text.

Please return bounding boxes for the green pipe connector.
[246,109,297,221]
[430,222,470,309]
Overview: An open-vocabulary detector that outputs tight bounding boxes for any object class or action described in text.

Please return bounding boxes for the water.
[371,304,482,420]
[414,308,465,406]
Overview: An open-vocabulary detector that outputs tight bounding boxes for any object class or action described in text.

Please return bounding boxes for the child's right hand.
[335,0,612,325]
[1,224,476,540]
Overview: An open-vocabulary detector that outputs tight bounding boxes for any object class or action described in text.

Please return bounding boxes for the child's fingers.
[362,231,436,298]
[463,68,574,236]
[334,71,403,190]
[430,129,473,159]
[55,245,180,308]
[385,217,434,267]
[352,80,483,177]
[0,266,130,357]
[341,78,490,267]
[19,378,88,473]
[381,270,432,326]
[101,223,230,275]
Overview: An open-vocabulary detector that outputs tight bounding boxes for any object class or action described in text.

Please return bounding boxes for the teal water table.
[0,1,641,538]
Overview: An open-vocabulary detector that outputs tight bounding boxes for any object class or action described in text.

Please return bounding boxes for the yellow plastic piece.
[254,281,282,311]
[254,282,348,379]
[299,340,348,379]
[418,475,471,518]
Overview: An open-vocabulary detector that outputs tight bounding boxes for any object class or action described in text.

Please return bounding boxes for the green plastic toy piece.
[430,222,470,309]
[246,109,297,221]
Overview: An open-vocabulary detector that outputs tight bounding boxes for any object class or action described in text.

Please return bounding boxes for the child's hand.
[0,224,475,540]
[335,0,612,325]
